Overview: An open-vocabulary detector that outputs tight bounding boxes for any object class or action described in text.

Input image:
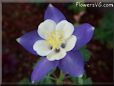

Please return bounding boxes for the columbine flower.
[16,4,94,83]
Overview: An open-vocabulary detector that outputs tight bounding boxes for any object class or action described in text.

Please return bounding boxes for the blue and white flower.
[17,4,94,83]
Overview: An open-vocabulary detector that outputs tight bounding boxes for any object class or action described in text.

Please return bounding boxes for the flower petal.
[44,4,66,23]
[47,48,66,61]
[64,35,77,51]
[59,50,84,77]
[31,58,58,83]
[16,30,42,55]
[33,40,52,56]
[56,20,74,40]
[73,23,95,49]
[38,19,56,39]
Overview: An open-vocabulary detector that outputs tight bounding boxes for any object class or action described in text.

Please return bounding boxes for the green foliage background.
[94,11,113,46]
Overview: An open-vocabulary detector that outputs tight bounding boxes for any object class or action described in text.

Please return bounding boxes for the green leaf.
[94,11,113,45]
[80,47,91,62]
[70,77,79,84]
[18,78,31,85]
[56,71,64,85]
[37,72,55,85]
[70,74,92,85]
[38,75,53,85]
[83,78,92,85]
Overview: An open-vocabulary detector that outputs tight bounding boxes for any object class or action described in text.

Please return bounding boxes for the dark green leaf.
[70,74,92,85]
[18,78,31,85]
[94,11,113,45]
[83,78,92,84]
[38,75,53,85]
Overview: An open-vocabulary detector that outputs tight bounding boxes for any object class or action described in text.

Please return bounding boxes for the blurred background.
[2,3,113,85]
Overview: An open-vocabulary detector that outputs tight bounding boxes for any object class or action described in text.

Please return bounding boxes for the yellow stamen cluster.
[47,31,63,49]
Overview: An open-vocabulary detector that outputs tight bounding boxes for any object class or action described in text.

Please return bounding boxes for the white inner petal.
[33,40,52,56]
[56,20,74,40]
[38,19,56,39]
[47,48,66,61]
[36,20,76,61]
[64,35,77,52]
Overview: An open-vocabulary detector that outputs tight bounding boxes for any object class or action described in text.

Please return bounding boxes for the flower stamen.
[47,31,63,49]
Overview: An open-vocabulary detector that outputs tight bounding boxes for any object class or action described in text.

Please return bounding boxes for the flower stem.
[56,71,64,85]
[78,77,83,85]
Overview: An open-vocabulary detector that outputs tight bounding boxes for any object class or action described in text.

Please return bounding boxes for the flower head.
[33,19,76,61]
[17,4,94,83]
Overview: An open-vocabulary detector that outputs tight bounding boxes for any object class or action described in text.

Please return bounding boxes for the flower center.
[47,31,63,49]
